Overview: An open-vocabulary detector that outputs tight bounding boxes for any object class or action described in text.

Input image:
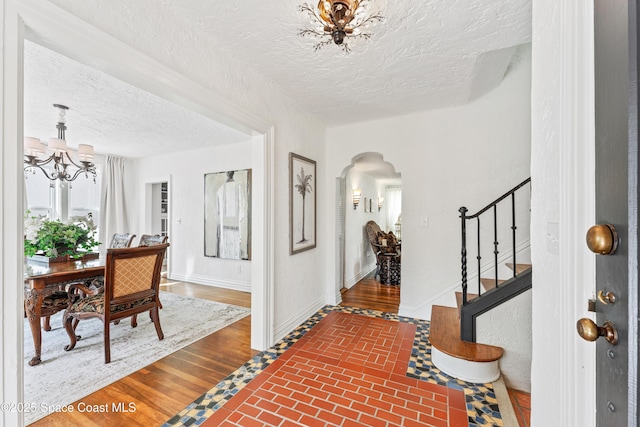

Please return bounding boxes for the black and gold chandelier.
[24,104,96,184]
[298,0,384,52]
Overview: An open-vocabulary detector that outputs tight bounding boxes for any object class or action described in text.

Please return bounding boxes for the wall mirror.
[204,169,251,260]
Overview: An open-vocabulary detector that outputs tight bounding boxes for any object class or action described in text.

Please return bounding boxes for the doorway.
[337,152,402,292]
[145,179,170,275]
[2,3,275,420]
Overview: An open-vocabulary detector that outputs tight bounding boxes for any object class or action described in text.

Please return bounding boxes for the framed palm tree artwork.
[289,152,317,255]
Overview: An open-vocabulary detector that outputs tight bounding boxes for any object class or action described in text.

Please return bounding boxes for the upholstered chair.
[365,221,383,278]
[49,233,136,331]
[138,234,168,247]
[132,234,169,326]
[85,233,136,295]
[63,243,169,363]
[109,233,136,249]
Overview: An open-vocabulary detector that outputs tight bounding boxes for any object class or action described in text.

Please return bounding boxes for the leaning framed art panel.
[289,153,316,255]
[204,169,252,260]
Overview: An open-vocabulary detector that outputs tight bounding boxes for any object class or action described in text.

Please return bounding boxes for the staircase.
[429,178,532,384]
[430,262,532,383]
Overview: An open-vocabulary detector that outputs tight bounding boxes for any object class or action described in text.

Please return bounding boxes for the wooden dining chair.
[32,289,74,332]
[43,232,137,331]
[109,233,137,249]
[62,243,169,363]
[138,234,168,247]
[131,234,169,326]
[76,233,137,296]
[42,233,136,331]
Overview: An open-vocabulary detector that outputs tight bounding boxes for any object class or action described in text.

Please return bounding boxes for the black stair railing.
[459,177,531,304]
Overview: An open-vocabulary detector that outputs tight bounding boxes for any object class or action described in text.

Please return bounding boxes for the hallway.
[340,276,400,313]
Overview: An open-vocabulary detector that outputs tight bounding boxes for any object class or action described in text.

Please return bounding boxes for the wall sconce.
[377,197,384,212]
[353,189,362,210]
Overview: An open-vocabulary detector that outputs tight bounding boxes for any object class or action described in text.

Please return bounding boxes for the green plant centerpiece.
[24,212,100,259]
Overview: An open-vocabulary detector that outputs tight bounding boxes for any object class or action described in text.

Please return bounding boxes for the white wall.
[324,45,532,319]
[476,289,532,392]
[343,169,384,287]
[134,142,254,291]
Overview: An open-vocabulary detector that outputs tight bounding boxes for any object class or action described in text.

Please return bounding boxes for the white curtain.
[99,156,130,253]
[385,186,402,232]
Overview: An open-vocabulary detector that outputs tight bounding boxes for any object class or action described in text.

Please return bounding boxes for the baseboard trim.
[273,297,326,342]
[168,272,251,293]
[493,376,520,427]
[344,265,376,288]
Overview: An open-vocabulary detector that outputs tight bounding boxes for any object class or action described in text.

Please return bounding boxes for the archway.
[337,152,402,291]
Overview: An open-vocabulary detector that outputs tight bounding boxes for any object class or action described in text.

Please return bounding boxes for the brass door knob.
[586,224,619,255]
[576,318,618,345]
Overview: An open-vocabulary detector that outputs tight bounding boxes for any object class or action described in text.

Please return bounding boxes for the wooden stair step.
[455,291,478,317]
[430,305,504,362]
[480,278,505,292]
[505,263,532,275]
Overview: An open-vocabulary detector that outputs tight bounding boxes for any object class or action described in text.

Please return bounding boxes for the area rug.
[23,292,250,424]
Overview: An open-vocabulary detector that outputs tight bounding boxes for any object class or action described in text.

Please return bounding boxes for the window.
[68,166,101,226]
[25,163,102,226]
[24,166,53,218]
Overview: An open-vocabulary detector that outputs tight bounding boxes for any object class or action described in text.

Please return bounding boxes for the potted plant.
[24,212,100,262]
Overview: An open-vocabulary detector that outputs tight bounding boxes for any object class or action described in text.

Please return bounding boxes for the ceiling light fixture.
[298,0,384,52]
[24,104,96,184]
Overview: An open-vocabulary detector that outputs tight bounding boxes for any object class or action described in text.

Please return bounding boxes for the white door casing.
[530,0,596,425]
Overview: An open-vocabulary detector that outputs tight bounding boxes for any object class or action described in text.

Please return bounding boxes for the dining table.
[24,257,105,366]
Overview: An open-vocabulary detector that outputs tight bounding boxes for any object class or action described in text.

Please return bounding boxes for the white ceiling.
[23,41,250,159]
[351,152,402,186]
[24,0,531,168]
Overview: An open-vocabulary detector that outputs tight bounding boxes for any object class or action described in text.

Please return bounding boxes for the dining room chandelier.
[298,0,384,52]
[24,104,96,184]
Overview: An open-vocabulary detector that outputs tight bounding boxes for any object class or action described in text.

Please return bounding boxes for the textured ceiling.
[23,41,250,159]
[25,0,531,159]
[162,0,531,124]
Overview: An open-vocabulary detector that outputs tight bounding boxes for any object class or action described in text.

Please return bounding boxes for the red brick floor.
[203,311,469,426]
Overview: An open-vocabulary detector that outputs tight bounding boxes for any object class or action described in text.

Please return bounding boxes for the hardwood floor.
[29,277,397,426]
[339,275,400,314]
[29,281,255,427]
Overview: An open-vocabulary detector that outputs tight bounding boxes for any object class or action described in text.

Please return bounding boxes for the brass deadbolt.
[576,318,618,345]
[586,224,619,255]
[597,290,616,305]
